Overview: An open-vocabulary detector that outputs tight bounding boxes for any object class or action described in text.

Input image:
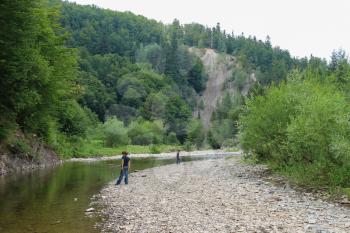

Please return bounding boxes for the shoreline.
[0,150,241,176]
[67,150,241,162]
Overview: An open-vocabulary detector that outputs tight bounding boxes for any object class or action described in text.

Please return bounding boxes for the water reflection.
[0,157,188,233]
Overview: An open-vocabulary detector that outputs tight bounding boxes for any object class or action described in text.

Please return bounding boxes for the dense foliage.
[239,56,350,187]
[0,0,96,152]
[4,0,349,179]
[59,3,210,144]
[208,93,243,149]
[56,1,304,151]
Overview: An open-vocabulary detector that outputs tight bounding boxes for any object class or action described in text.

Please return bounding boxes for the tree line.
[2,0,344,163]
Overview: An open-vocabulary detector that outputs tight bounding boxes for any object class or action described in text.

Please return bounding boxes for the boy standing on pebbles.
[115,151,131,185]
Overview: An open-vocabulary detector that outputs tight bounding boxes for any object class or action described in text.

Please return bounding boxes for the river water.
[0,156,198,233]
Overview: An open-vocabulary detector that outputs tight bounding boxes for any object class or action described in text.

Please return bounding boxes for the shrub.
[207,130,221,149]
[127,119,164,145]
[57,100,98,137]
[221,138,237,148]
[103,117,129,147]
[166,132,179,145]
[0,110,17,142]
[149,144,161,154]
[231,68,248,91]
[186,119,205,149]
[183,141,194,151]
[239,81,297,161]
[239,76,350,187]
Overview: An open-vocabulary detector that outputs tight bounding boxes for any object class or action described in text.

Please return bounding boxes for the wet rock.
[85,208,95,212]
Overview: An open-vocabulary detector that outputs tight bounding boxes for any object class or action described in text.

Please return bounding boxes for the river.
[0,156,198,233]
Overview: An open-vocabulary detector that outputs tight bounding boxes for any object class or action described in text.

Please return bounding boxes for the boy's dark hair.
[122,151,128,155]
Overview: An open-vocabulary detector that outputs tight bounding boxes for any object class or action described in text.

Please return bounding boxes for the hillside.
[1,0,310,169]
[190,48,235,128]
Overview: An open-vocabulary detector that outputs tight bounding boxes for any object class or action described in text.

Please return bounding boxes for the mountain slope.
[190,48,236,128]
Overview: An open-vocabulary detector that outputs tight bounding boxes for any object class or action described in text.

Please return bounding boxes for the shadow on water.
[0,156,199,233]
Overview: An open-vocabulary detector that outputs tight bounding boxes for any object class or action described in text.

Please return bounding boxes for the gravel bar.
[94,158,350,233]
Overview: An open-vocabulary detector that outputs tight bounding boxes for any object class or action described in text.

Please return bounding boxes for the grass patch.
[251,159,350,201]
[343,188,350,199]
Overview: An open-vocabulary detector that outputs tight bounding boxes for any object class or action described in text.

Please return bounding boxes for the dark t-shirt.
[122,156,130,168]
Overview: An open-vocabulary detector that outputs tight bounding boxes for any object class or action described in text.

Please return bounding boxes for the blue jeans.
[116,167,128,185]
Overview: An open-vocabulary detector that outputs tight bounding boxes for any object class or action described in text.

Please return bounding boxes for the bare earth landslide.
[190,48,235,129]
[94,158,350,233]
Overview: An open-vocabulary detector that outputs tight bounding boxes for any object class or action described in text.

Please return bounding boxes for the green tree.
[188,58,207,93]
[0,0,78,141]
[164,19,181,80]
[186,119,205,149]
[239,74,350,187]
[127,119,164,145]
[102,117,129,147]
[136,43,165,73]
[164,96,191,143]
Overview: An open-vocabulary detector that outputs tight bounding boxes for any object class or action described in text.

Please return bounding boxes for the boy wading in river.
[115,151,131,185]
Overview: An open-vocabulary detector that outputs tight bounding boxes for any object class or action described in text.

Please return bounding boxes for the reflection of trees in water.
[0,157,202,232]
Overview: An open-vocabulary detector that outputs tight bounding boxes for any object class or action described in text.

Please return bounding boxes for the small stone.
[307,218,317,224]
[85,208,95,212]
[51,220,62,225]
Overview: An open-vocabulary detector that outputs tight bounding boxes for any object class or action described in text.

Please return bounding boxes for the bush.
[103,117,129,147]
[127,119,165,145]
[166,132,179,145]
[207,130,221,149]
[221,138,237,148]
[239,76,350,187]
[183,141,194,151]
[7,139,30,156]
[231,68,248,91]
[149,144,161,154]
[239,83,293,160]
[186,119,205,149]
[57,100,98,137]
[0,109,17,142]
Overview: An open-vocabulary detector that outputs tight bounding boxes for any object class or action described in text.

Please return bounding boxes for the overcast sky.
[68,0,350,60]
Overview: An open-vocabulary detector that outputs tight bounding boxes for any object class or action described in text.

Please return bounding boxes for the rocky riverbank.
[94,158,350,233]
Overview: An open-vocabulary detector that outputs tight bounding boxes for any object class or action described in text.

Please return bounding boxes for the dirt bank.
[0,132,61,176]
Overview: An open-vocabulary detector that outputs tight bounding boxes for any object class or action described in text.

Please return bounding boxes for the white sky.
[68,0,350,60]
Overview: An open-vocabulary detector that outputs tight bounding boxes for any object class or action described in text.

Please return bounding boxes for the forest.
[1,0,349,189]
